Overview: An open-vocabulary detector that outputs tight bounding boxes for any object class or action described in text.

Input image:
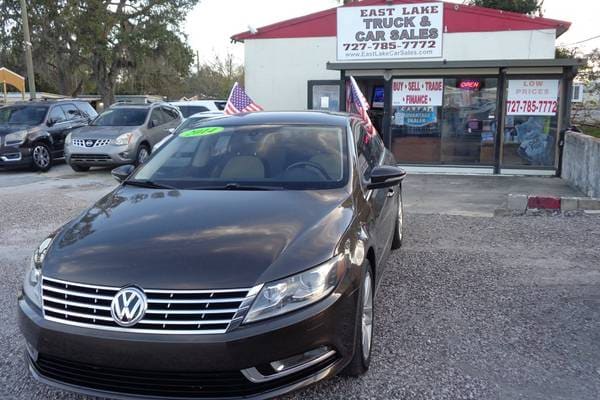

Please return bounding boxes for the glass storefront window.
[502,79,561,168]
[391,77,497,165]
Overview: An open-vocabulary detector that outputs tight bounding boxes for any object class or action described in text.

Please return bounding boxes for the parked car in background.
[65,102,182,171]
[19,111,406,399]
[0,100,97,171]
[152,110,224,152]
[169,100,226,117]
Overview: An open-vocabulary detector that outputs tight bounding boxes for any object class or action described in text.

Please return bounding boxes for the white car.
[152,111,225,152]
[169,100,226,118]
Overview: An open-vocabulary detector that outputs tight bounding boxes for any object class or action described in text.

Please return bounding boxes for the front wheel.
[342,262,374,376]
[391,188,403,249]
[31,142,52,172]
[135,144,150,166]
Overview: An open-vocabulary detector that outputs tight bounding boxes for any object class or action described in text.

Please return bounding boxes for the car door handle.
[387,188,395,197]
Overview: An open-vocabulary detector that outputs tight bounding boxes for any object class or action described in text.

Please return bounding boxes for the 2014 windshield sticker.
[180,127,224,137]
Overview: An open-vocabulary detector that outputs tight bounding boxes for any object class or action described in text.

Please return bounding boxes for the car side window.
[60,103,82,121]
[162,107,179,122]
[149,108,163,127]
[75,102,98,120]
[47,106,67,125]
[354,122,382,181]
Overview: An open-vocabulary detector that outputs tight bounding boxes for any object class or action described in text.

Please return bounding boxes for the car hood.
[0,124,31,136]
[43,186,354,289]
[71,125,138,139]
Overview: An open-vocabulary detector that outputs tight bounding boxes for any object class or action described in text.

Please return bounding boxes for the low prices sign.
[506,79,560,116]
[392,78,444,107]
[337,3,443,61]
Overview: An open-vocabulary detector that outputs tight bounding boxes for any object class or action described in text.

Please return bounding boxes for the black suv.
[0,100,98,171]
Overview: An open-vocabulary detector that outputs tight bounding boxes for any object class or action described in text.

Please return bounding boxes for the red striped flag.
[346,76,377,136]
[224,82,263,115]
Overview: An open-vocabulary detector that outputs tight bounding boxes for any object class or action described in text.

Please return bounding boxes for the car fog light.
[241,346,336,383]
[25,341,38,361]
[270,346,333,373]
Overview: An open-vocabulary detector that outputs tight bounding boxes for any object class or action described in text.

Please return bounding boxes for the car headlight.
[244,254,347,323]
[23,236,53,309]
[5,130,28,146]
[114,132,133,145]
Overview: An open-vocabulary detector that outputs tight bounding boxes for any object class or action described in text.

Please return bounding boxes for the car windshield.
[132,123,348,190]
[0,105,48,125]
[177,106,209,118]
[92,108,148,126]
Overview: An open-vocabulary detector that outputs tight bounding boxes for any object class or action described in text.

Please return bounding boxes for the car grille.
[41,277,254,334]
[33,353,336,398]
[69,154,112,162]
[72,138,112,147]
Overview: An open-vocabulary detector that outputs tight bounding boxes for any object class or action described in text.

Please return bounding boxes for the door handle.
[387,188,395,198]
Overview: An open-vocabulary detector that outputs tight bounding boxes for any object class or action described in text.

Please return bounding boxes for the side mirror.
[46,119,55,127]
[149,119,159,129]
[366,165,407,190]
[111,164,135,183]
[167,128,175,134]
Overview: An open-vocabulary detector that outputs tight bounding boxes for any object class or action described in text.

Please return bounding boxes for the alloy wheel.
[138,147,149,164]
[397,193,403,242]
[361,270,373,360]
[32,145,50,169]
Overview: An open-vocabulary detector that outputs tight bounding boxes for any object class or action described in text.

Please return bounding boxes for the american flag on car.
[224,82,263,115]
[346,76,377,137]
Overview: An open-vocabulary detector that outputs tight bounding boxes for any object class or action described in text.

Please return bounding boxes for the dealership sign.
[392,78,444,107]
[337,3,444,61]
[506,79,559,116]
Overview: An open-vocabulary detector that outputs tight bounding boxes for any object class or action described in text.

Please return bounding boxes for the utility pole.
[19,0,36,100]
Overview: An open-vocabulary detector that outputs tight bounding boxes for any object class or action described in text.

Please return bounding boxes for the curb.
[506,194,600,214]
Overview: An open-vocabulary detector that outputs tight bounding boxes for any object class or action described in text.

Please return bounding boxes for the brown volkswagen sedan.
[19,111,406,399]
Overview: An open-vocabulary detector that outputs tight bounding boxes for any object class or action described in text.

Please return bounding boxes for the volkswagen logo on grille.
[85,140,95,147]
[110,287,147,327]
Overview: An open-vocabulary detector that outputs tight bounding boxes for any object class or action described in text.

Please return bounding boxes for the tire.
[342,261,374,377]
[31,142,52,172]
[70,164,90,172]
[135,144,150,166]
[391,188,403,250]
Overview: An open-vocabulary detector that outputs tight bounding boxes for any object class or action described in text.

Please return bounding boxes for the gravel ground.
[1,167,599,399]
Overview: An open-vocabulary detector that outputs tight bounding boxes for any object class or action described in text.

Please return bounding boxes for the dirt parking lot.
[1,164,599,400]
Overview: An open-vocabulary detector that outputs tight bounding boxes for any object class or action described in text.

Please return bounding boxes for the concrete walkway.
[403,174,584,217]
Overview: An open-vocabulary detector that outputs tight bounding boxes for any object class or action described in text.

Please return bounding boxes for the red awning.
[231,0,570,42]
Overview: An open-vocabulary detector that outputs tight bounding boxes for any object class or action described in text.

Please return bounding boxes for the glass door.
[502,79,561,168]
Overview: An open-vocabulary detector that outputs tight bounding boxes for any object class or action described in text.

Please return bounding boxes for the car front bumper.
[0,146,32,168]
[18,276,360,399]
[65,144,136,167]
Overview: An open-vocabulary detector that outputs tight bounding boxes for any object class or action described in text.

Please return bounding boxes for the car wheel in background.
[135,144,150,166]
[31,142,52,172]
[342,261,374,376]
[391,188,403,249]
[70,164,90,172]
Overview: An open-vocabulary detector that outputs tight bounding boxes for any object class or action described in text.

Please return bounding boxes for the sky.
[184,0,600,65]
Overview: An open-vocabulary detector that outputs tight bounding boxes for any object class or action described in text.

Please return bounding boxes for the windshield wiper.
[123,180,178,190]
[189,183,284,191]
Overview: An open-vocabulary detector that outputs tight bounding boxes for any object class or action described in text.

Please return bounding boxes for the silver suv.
[65,103,182,172]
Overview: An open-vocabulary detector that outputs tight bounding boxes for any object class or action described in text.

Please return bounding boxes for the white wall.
[244,37,340,111]
[243,29,557,110]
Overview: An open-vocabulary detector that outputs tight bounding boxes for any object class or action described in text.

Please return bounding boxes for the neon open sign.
[458,80,482,90]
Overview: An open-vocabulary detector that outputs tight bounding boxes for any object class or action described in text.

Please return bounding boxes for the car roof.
[109,102,163,109]
[169,100,224,106]
[192,111,351,127]
[188,111,224,118]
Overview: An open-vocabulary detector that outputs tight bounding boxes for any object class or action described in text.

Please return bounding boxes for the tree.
[183,53,244,100]
[468,0,543,15]
[569,49,600,128]
[0,1,198,104]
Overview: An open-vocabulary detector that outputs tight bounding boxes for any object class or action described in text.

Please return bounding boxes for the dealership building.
[232,0,585,175]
